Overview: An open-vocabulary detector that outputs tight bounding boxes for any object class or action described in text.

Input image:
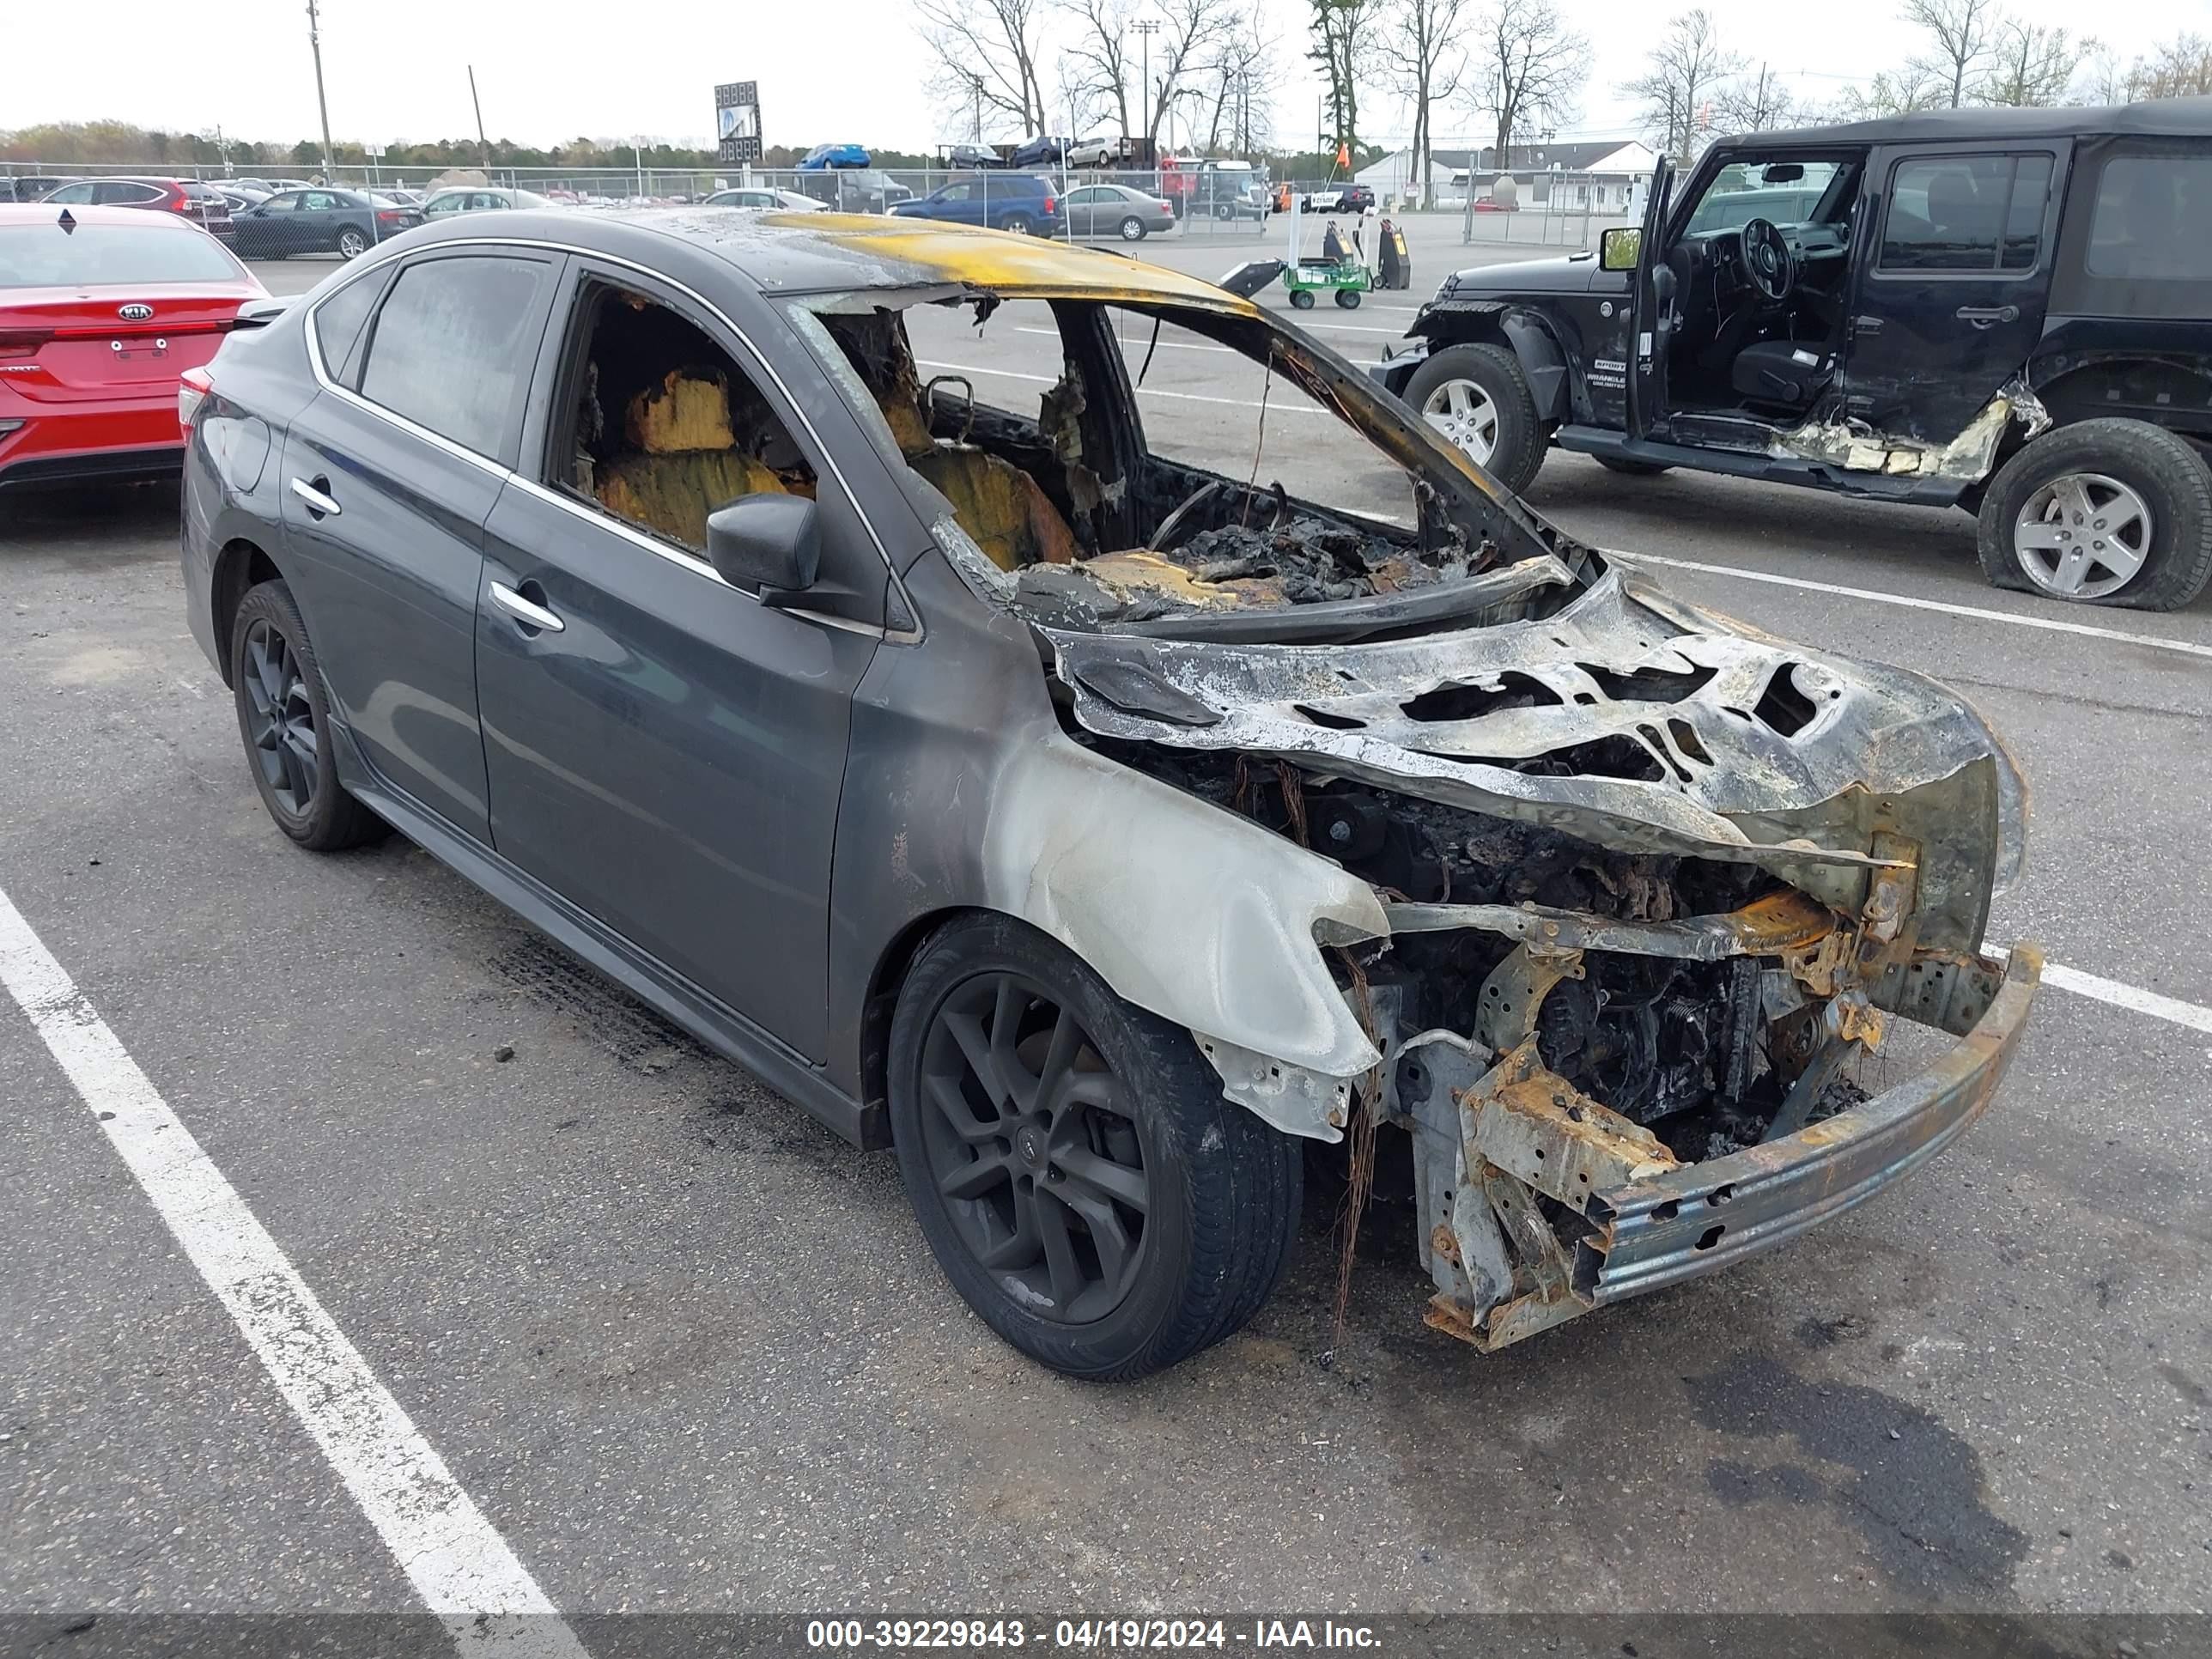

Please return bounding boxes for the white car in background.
[1063,135,1131,168]
[703,186,827,212]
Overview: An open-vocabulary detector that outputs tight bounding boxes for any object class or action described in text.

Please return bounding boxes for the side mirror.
[1599,226,1643,272]
[705,495,820,594]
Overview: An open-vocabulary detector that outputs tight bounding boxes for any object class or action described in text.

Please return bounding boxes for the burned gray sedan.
[180,210,2041,1379]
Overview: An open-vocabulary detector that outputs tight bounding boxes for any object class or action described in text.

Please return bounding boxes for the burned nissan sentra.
[183,210,2040,1381]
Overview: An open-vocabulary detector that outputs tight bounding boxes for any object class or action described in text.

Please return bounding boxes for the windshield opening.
[785,288,1583,637]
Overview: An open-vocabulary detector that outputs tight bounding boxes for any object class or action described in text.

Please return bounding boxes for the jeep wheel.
[230,580,387,851]
[1977,419,2212,610]
[1404,342,1545,493]
[888,914,1303,1381]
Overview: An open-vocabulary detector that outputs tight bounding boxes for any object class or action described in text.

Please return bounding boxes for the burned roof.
[1733,94,2212,150]
[475,206,1264,310]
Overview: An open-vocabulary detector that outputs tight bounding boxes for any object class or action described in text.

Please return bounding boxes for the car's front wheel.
[1402,342,1546,493]
[889,914,1303,1381]
[337,226,368,259]
[1120,215,1146,240]
[229,580,387,851]
[1976,418,2212,611]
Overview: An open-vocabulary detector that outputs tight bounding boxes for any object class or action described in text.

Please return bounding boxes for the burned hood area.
[805,279,2032,1347]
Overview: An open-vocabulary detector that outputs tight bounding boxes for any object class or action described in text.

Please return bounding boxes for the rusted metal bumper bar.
[1577,944,2043,1306]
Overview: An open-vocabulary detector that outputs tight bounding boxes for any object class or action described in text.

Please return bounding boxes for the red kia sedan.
[0,203,268,490]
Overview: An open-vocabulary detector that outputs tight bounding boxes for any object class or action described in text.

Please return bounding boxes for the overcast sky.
[9,0,2189,155]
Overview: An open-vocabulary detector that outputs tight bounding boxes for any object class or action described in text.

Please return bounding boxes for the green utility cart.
[1283,256,1370,309]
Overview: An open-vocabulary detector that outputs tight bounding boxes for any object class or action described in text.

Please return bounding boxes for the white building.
[1357,141,1658,211]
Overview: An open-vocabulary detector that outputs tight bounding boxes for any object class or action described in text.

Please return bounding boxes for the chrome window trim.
[301,234,923,645]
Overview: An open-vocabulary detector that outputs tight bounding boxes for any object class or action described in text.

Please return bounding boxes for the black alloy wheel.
[240,618,317,817]
[916,971,1152,1324]
[889,914,1303,1379]
[228,580,387,852]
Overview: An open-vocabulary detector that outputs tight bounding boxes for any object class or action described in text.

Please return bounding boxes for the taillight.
[178,365,215,432]
[376,209,404,223]
[0,329,52,358]
[1042,194,1056,213]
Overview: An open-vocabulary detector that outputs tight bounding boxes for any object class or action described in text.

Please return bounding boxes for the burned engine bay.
[811,285,2035,1352]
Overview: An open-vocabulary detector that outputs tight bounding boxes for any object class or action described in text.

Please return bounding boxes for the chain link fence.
[1,160,1276,249]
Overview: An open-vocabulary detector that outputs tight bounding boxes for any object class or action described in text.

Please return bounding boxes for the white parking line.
[0,886,588,1659]
[1986,945,2212,1036]
[917,357,1325,415]
[1610,551,2212,662]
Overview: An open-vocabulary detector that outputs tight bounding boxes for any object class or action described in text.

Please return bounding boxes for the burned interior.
[772,278,2035,1352]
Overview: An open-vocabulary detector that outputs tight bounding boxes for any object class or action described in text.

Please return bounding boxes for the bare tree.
[1382,0,1474,206]
[2077,40,2132,105]
[1309,0,1382,153]
[2129,33,2212,100]
[1060,0,1139,138]
[1143,0,1240,152]
[1838,64,1950,116]
[915,0,1050,137]
[1623,9,1742,161]
[1202,15,1277,155]
[1978,20,2087,106]
[1465,0,1589,175]
[1713,60,1798,132]
[1901,0,2002,108]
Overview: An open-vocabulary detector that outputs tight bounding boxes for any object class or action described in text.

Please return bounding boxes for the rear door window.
[356,253,557,462]
[1880,153,2053,272]
[95,182,163,205]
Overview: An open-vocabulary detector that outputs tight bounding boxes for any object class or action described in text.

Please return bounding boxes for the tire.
[337,226,368,259]
[1334,288,1362,309]
[229,580,387,851]
[888,913,1303,1381]
[1289,288,1316,310]
[1975,418,2212,611]
[1216,204,1234,222]
[1119,215,1146,241]
[1595,456,1673,477]
[1000,212,1035,236]
[1402,341,1547,494]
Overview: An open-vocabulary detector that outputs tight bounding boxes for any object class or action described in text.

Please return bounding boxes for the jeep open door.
[1623,156,1674,443]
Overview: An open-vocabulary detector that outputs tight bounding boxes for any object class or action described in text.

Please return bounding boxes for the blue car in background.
[799,143,872,170]
[890,173,1062,236]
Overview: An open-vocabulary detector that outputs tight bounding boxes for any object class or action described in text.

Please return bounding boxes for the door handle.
[289,476,341,518]
[1956,304,2019,328]
[489,580,564,634]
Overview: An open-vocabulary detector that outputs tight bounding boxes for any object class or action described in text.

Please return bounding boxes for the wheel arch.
[1418,306,1570,423]
[859,903,998,1133]
[210,537,286,688]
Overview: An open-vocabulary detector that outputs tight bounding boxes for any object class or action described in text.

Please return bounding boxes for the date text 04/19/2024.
[804,1619,1382,1649]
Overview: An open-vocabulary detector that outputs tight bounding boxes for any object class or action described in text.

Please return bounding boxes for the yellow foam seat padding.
[625,368,736,454]
[595,452,789,550]
[912,447,1078,571]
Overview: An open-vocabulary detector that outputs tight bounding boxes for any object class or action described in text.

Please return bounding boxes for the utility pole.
[1134,18,1159,156]
[468,64,489,171]
[969,73,984,143]
[305,0,335,181]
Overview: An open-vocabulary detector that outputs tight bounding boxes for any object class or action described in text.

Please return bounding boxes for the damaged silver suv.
[181,210,2043,1379]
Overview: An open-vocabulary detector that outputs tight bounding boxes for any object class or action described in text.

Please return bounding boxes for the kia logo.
[118,303,154,321]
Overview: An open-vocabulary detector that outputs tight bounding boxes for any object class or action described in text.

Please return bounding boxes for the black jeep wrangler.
[1373,100,2212,610]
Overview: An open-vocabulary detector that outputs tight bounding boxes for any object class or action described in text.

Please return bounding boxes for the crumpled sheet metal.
[1777,376,2054,481]
[1043,565,2025,943]
[979,729,1389,1087]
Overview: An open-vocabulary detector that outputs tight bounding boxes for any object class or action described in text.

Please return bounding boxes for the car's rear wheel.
[229,581,386,851]
[1976,419,2212,611]
[1403,342,1546,493]
[337,227,368,259]
[1120,215,1146,241]
[1000,213,1035,236]
[889,914,1302,1381]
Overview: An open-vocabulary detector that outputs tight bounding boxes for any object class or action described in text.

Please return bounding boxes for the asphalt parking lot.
[4,232,2210,1635]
